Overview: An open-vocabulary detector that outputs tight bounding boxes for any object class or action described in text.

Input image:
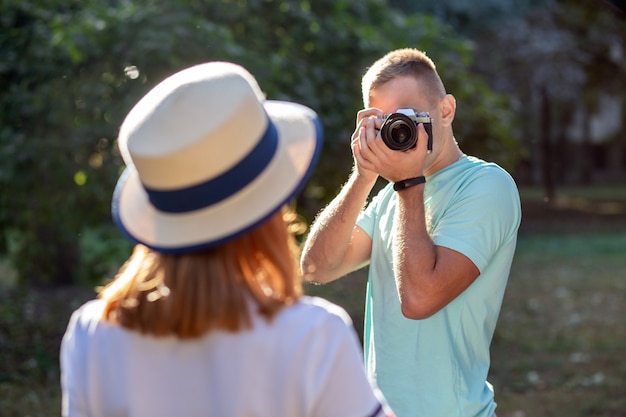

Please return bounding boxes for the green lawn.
[306,231,626,417]
[491,232,626,417]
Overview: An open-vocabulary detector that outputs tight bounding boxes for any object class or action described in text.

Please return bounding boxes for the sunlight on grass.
[491,231,626,417]
[519,185,626,203]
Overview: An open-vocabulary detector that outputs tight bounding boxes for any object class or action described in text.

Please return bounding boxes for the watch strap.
[393,175,426,191]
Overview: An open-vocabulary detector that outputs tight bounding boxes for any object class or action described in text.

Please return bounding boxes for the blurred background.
[0,0,624,416]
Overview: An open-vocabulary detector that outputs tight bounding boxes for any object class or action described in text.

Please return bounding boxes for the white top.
[61,296,392,417]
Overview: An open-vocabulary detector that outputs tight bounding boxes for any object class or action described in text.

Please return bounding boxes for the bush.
[78,225,133,286]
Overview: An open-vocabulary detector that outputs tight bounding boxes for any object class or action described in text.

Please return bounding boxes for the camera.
[379,109,433,152]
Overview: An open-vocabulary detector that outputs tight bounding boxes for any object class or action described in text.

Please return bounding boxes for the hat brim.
[111,100,322,253]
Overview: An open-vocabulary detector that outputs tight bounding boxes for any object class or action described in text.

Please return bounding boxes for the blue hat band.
[144,120,278,213]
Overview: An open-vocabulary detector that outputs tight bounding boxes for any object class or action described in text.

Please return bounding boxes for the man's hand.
[351,108,383,184]
[353,109,430,183]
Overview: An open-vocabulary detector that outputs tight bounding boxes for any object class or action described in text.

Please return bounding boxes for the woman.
[61,61,393,417]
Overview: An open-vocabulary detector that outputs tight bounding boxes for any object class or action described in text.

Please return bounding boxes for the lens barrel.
[380,113,417,151]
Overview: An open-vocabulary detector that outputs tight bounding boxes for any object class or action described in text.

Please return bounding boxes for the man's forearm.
[393,184,438,316]
[301,171,375,283]
[393,184,480,319]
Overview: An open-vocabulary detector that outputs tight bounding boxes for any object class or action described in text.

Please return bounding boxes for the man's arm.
[300,171,374,284]
[301,109,387,284]
[393,184,480,319]
[354,117,480,320]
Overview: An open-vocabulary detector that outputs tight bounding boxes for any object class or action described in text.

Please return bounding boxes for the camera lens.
[389,121,412,144]
[380,114,417,151]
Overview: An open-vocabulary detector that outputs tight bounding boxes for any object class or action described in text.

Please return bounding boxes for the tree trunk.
[540,87,555,201]
[580,109,593,184]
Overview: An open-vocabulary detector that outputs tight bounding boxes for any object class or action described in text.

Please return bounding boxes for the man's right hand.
[351,108,385,184]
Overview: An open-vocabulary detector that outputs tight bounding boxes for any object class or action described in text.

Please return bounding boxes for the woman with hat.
[60,62,393,417]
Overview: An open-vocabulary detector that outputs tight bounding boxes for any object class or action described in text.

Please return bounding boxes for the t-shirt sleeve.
[60,301,102,417]
[431,167,521,272]
[304,300,395,417]
[356,185,393,239]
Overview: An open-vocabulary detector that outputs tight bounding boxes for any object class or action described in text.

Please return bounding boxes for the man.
[301,48,521,417]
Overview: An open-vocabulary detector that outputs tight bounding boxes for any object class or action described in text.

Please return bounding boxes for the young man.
[301,48,521,417]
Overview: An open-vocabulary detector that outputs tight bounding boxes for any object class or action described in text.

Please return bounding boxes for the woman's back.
[62,296,384,417]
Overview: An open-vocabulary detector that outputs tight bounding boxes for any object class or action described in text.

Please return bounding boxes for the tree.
[0,0,237,285]
[0,0,518,285]
[389,0,550,35]
[472,0,626,197]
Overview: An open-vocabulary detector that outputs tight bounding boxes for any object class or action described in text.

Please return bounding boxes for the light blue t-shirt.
[356,155,521,417]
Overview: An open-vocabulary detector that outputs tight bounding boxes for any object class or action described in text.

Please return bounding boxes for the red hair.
[99,206,304,338]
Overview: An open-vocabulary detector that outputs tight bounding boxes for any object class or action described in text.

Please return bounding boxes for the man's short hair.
[362,48,446,108]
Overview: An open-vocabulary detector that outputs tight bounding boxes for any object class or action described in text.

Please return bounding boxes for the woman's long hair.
[98,206,305,339]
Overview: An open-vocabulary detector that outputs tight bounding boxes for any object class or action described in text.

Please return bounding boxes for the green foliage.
[78,225,133,286]
[0,0,237,285]
[0,286,90,385]
[0,0,519,285]
[389,0,551,35]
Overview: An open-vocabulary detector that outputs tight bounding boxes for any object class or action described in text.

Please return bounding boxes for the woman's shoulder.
[275,296,355,332]
[67,299,105,327]
[64,299,122,343]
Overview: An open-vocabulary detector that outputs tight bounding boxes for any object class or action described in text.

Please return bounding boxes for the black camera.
[379,109,433,152]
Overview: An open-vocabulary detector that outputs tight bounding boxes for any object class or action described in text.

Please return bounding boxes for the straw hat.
[111,62,322,253]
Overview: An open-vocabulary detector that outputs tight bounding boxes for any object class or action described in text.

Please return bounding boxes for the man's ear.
[440,94,456,127]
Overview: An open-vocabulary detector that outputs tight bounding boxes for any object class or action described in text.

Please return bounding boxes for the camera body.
[379,108,433,152]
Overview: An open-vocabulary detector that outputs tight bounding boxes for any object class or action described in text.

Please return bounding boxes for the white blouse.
[61,296,393,417]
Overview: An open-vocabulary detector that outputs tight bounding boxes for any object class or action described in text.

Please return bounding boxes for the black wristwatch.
[393,176,426,191]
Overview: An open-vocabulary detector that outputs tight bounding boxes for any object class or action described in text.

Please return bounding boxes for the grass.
[306,232,626,417]
[490,232,626,417]
[1,185,625,416]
